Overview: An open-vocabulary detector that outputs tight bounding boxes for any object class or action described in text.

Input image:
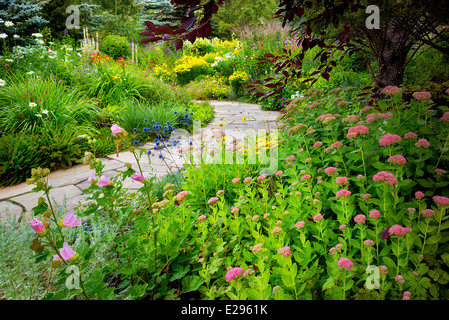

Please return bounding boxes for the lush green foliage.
[101,35,131,59]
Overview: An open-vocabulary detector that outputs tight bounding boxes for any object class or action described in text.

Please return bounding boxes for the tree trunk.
[375,23,410,87]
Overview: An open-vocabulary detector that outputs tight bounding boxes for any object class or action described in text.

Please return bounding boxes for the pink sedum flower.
[412,91,431,101]
[231,207,239,213]
[313,213,324,222]
[395,275,405,284]
[369,210,381,219]
[382,85,402,96]
[373,171,397,185]
[354,214,366,224]
[277,246,291,257]
[389,224,407,236]
[331,141,343,149]
[339,224,346,230]
[207,197,219,205]
[433,196,449,206]
[415,138,430,148]
[313,141,323,148]
[243,177,252,183]
[301,174,312,181]
[29,218,45,235]
[252,243,264,253]
[232,177,241,184]
[225,267,245,282]
[387,155,407,165]
[324,166,338,175]
[216,190,224,196]
[285,155,295,162]
[60,209,82,227]
[272,227,283,234]
[295,221,305,230]
[335,176,349,185]
[347,125,369,139]
[379,133,402,146]
[415,191,425,200]
[336,189,351,198]
[364,239,375,247]
[197,215,207,221]
[275,170,283,177]
[421,209,435,217]
[404,132,418,139]
[257,174,267,181]
[337,257,354,271]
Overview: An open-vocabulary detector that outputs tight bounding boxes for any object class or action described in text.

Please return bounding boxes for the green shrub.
[0,133,41,187]
[101,35,130,59]
[188,101,215,124]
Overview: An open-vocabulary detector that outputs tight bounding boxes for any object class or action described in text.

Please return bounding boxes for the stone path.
[0,101,280,224]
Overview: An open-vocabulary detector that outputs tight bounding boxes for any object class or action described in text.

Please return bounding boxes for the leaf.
[174,39,183,51]
[322,276,335,290]
[426,234,442,245]
[181,15,198,30]
[84,269,105,297]
[182,276,204,293]
[144,21,158,34]
[127,284,148,299]
[157,25,174,34]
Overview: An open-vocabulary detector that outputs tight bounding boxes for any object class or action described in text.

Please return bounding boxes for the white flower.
[32,33,43,38]
[27,71,35,75]
[35,114,42,117]
[5,21,14,27]
[5,59,13,62]
[13,34,19,38]
[0,33,8,39]
[0,79,5,86]
[29,102,37,108]
[42,109,49,115]
[36,39,44,45]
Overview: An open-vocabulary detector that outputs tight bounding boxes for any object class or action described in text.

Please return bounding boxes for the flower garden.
[0,1,449,303]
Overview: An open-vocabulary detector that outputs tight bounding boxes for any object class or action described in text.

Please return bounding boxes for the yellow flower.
[242,116,246,121]
[217,122,226,127]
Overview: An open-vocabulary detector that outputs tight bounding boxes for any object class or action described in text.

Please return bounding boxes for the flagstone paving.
[0,101,281,224]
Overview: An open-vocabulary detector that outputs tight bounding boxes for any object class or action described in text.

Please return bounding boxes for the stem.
[342,270,346,300]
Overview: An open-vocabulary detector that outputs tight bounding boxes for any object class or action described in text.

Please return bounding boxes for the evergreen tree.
[139,0,187,28]
[0,0,48,40]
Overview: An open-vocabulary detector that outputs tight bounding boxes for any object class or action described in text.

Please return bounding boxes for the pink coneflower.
[354,214,366,224]
[335,176,349,185]
[277,246,291,257]
[347,125,369,139]
[324,166,338,175]
[364,239,375,247]
[369,210,380,219]
[225,267,245,282]
[313,213,324,222]
[207,197,219,204]
[412,91,431,101]
[404,132,418,139]
[295,221,305,230]
[373,171,397,185]
[415,191,425,200]
[433,196,449,206]
[387,155,407,165]
[415,138,430,148]
[379,133,402,146]
[337,257,354,271]
[197,215,207,221]
[336,189,351,198]
[232,177,241,184]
